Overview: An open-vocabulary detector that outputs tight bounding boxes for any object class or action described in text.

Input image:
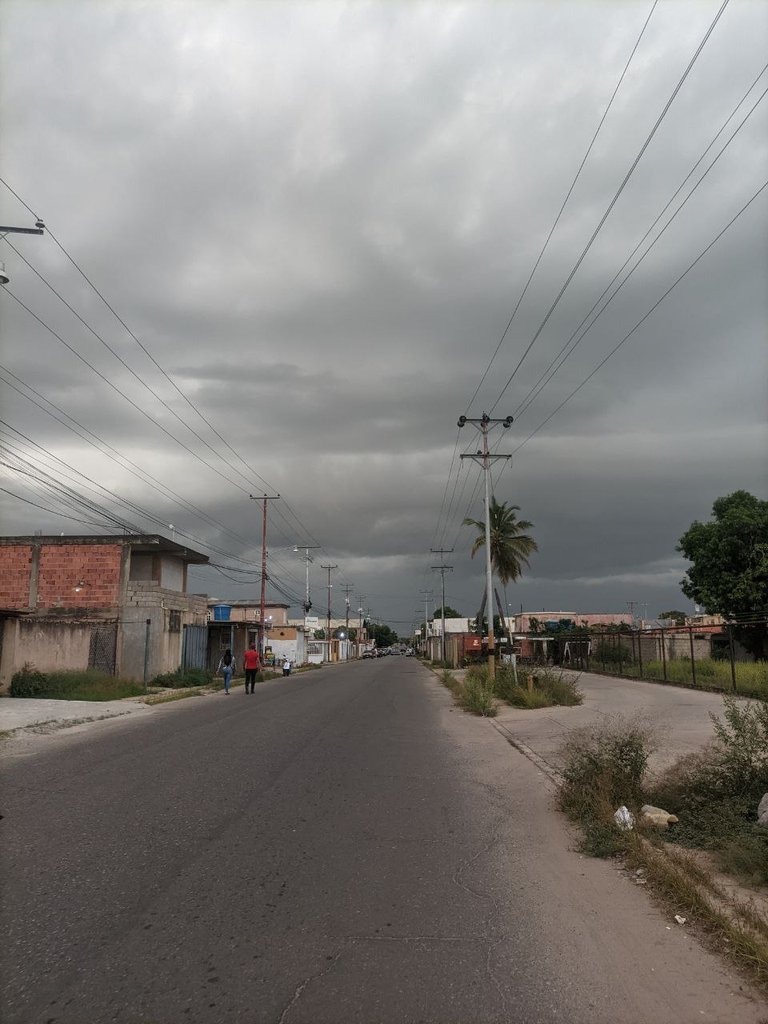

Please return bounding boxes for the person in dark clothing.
[243,643,261,694]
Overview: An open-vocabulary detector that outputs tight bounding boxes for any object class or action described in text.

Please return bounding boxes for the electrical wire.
[487,0,732,414]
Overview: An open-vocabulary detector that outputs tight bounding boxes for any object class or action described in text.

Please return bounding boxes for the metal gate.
[89,625,117,674]
[182,624,208,671]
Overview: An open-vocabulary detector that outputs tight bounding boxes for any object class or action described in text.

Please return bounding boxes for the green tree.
[658,610,687,625]
[463,498,537,584]
[368,622,398,647]
[678,490,768,658]
[433,605,462,619]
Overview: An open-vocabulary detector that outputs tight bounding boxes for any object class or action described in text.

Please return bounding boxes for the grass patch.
[591,656,768,698]
[448,666,496,716]
[495,665,583,709]
[151,667,214,688]
[10,666,145,701]
[142,689,203,705]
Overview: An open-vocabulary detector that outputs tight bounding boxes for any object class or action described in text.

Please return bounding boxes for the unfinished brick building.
[0,535,209,691]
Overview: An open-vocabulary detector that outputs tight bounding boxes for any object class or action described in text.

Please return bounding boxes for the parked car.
[361,650,375,659]
[405,648,415,657]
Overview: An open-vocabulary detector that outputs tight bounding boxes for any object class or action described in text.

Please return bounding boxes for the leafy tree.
[678,490,768,659]
[658,610,687,625]
[369,622,398,647]
[464,498,537,585]
[433,605,462,619]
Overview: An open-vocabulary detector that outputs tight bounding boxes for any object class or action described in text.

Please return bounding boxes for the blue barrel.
[213,604,231,622]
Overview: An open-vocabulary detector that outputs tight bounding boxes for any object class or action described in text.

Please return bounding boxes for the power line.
[487,0,732,414]
[463,0,660,416]
[512,66,768,425]
[509,176,768,457]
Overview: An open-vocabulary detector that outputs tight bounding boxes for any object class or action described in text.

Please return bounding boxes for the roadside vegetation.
[10,666,145,701]
[435,663,582,717]
[557,698,768,985]
[591,650,768,698]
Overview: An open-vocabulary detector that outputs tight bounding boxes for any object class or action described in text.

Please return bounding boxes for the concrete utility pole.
[430,548,454,664]
[342,583,354,636]
[420,589,433,656]
[458,413,513,682]
[294,545,320,613]
[321,563,338,661]
[250,494,280,656]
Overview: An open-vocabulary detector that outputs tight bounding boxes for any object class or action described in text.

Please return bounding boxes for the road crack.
[275,951,342,1024]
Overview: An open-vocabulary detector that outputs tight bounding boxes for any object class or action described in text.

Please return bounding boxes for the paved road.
[0,659,762,1023]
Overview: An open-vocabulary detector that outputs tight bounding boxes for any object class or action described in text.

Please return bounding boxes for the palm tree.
[463,498,537,585]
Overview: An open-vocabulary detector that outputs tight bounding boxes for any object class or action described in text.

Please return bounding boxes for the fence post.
[143,617,151,693]
[688,625,697,687]
[727,624,737,692]
[660,628,667,682]
[637,628,644,678]
[618,633,623,675]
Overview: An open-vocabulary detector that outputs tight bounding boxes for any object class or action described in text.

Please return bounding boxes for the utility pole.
[420,589,433,657]
[250,494,280,657]
[431,548,454,664]
[341,584,354,636]
[294,544,320,614]
[458,412,513,682]
[321,563,338,661]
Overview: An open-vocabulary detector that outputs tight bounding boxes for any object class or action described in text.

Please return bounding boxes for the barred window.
[169,610,182,633]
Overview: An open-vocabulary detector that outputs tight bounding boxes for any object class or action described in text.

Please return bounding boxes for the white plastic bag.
[613,805,635,831]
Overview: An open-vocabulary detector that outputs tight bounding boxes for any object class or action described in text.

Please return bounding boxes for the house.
[206,600,307,667]
[0,534,209,690]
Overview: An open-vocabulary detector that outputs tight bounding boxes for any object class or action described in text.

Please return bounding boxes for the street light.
[0,219,45,284]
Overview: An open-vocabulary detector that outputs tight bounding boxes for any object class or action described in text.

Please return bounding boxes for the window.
[168,610,181,633]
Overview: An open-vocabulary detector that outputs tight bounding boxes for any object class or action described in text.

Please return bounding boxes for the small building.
[206,600,308,668]
[0,534,209,690]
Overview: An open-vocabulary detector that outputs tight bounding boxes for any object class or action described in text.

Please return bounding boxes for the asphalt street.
[0,658,763,1024]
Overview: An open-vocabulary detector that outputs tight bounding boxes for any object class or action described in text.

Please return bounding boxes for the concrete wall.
[120,583,208,681]
[0,615,110,691]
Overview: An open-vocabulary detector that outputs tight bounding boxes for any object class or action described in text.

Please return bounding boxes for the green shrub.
[594,642,625,665]
[558,717,653,833]
[645,697,768,885]
[10,665,48,697]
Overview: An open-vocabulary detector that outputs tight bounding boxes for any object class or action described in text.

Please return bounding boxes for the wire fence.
[515,624,768,699]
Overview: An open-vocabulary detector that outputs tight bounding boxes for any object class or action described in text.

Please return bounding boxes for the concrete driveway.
[0,695,153,736]
[474,668,738,776]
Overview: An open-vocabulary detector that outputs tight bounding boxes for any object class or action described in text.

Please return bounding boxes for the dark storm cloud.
[1,0,766,626]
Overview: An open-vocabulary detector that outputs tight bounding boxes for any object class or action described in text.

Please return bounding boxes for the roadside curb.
[489,719,562,788]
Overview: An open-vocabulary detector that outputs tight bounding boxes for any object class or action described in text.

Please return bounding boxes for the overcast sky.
[1,0,766,633]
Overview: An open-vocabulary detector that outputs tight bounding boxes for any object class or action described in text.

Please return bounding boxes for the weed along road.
[0,660,763,1024]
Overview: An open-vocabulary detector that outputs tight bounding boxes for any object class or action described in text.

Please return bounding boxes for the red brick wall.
[36,544,122,608]
[0,545,33,608]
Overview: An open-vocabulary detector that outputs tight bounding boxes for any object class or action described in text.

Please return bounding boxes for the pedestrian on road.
[282,658,291,677]
[217,649,235,694]
[243,643,260,694]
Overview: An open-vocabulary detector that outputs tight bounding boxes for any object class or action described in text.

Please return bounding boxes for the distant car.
[361,650,375,659]
[405,648,415,657]
[389,648,401,655]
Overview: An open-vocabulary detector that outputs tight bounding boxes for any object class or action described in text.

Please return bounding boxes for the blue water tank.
[213,604,231,622]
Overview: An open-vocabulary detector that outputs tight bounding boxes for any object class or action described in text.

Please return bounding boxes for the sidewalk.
[454,667,737,775]
[0,695,154,735]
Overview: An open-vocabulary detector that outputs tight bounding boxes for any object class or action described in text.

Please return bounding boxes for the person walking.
[217,648,235,694]
[243,642,260,694]
[282,657,291,677]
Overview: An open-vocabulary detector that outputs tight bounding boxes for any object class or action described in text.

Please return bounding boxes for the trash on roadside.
[674,915,687,926]
[641,804,679,828]
[613,806,635,830]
